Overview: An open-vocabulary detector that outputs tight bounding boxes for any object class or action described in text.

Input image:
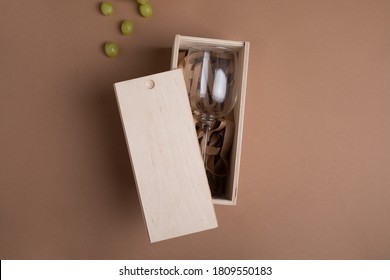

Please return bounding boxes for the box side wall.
[228,42,250,205]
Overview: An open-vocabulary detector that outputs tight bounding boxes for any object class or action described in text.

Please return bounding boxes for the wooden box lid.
[114,69,218,243]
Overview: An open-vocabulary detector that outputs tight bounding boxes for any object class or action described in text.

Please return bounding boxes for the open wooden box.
[171,35,250,205]
[114,35,249,242]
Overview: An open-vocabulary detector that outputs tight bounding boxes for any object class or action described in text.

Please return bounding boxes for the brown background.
[1,0,389,259]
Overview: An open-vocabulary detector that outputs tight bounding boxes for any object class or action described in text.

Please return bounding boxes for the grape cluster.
[100,1,153,58]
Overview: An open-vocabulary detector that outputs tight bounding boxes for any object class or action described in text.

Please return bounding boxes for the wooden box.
[114,35,249,242]
[171,35,250,205]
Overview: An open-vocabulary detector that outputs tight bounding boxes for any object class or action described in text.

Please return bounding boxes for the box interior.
[171,35,249,205]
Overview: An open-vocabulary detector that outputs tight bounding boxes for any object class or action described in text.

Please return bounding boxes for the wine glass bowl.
[184,47,237,122]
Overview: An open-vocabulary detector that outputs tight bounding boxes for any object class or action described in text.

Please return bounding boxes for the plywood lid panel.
[114,69,218,242]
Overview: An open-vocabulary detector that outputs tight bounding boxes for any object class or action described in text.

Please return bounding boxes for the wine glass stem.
[200,114,215,169]
[201,125,210,166]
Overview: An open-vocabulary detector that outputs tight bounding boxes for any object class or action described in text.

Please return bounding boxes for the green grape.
[104,42,118,57]
[137,0,148,4]
[121,20,134,35]
[139,3,152,18]
[100,2,113,16]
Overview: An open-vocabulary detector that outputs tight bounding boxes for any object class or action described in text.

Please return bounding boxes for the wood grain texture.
[114,69,218,242]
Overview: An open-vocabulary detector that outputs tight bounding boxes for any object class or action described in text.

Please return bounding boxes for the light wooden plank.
[114,69,218,243]
[229,41,250,205]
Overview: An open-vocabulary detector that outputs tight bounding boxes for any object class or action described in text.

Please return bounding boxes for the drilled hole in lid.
[145,79,155,89]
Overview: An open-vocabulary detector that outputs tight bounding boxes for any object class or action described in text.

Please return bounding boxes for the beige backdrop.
[1,0,389,259]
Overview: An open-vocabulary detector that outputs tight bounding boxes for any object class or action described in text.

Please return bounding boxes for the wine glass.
[183,47,237,166]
